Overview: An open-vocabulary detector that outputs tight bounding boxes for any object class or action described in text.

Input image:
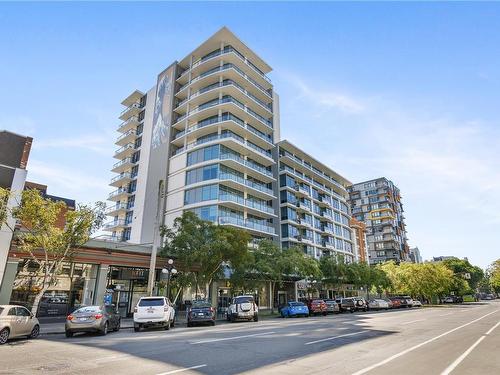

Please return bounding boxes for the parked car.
[381,298,394,309]
[368,299,390,310]
[412,300,423,308]
[389,297,403,308]
[335,298,355,313]
[133,297,175,332]
[280,301,309,318]
[351,297,368,312]
[0,305,40,345]
[307,299,327,316]
[187,300,216,327]
[65,305,120,337]
[324,299,340,314]
[227,295,258,322]
[399,296,414,307]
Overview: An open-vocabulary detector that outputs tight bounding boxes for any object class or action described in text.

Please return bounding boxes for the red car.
[307,299,327,316]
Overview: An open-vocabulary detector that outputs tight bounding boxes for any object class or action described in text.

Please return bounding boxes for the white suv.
[133,297,175,332]
[227,295,258,322]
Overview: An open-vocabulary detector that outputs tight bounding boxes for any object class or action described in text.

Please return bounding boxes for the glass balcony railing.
[220,153,273,178]
[219,193,274,215]
[119,102,142,115]
[106,203,128,214]
[110,172,133,184]
[219,172,274,196]
[218,216,275,235]
[103,219,131,229]
[108,188,131,199]
[117,116,139,130]
[116,130,137,143]
[112,157,135,169]
[114,143,135,156]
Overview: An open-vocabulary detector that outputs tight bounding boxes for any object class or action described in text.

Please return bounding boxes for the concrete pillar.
[0,258,20,305]
[82,264,99,306]
[93,264,109,305]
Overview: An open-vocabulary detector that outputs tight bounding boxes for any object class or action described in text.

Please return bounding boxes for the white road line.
[305,331,365,345]
[440,336,485,375]
[401,319,425,325]
[351,309,499,375]
[155,364,207,375]
[191,331,275,344]
[438,313,453,317]
[485,320,500,335]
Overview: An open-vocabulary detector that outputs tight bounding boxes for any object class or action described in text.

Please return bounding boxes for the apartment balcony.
[103,219,131,231]
[295,201,311,213]
[295,218,312,228]
[108,187,133,201]
[121,90,144,107]
[219,153,274,183]
[322,240,335,250]
[295,235,314,244]
[218,193,275,218]
[218,172,275,200]
[119,103,142,121]
[106,202,129,216]
[116,130,137,146]
[109,172,134,187]
[176,46,272,90]
[294,184,310,197]
[111,157,136,174]
[113,143,136,159]
[218,216,276,236]
[117,116,140,133]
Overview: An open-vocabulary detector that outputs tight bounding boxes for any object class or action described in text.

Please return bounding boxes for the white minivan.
[133,297,175,332]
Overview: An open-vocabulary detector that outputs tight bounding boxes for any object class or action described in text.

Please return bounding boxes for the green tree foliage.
[488,259,500,293]
[0,187,105,316]
[160,212,252,298]
[442,258,484,295]
[319,254,348,293]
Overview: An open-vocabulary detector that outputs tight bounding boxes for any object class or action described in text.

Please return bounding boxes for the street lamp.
[162,259,177,300]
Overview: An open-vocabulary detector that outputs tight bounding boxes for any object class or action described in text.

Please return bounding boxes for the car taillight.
[164,306,169,312]
[67,315,74,321]
[209,307,214,313]
[94,313,103,319]
[134,307,137,313]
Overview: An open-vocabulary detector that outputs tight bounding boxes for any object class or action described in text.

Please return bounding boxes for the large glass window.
[189,205,218,222]
[280,190,297,205]
[281,207,297,221]
[186,164,219,185]
[187,144,219,166]
[279,174,296,188]
[184,184,218,205]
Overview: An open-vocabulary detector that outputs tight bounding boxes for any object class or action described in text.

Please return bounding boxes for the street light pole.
[162,258,177,300]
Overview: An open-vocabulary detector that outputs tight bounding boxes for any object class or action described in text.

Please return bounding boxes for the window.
[335,224,342,236]
[376,251,386,257]
[340,202,348,213]
[16,307,31,317]
[8,307,16,316]
[187,145,219,166]
[279,174,296,188]
[190,205,218,222]
[184,184,218,205]
[280,190,297,205]
[341,214,349,226]
[139,298,165,307]
[336,238,344,250]
[281,207,297,221]
[186,164,219,185]
[331,199,340,210]
[334,211,341,223]
[343,228,351,240]
[122,228,131,241]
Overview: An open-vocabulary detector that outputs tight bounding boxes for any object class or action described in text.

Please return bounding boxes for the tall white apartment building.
[105,27,280,244]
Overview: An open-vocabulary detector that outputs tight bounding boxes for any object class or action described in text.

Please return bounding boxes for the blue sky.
[1,2,499,268]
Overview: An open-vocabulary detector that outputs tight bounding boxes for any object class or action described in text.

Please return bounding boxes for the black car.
[335,298,355,313]
[351,297,368,312]
[187,301,216,327]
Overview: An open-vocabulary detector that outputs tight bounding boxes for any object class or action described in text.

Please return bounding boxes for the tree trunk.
[31,286,49,317]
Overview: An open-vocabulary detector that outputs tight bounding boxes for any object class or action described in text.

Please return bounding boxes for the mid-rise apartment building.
[350,217,369,263]
[409,247,423,264]
[105,27,280,244]
[277,141,354,261]
[348,177,409,264]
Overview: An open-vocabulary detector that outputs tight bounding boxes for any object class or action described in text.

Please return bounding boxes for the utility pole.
[147,180,166,296]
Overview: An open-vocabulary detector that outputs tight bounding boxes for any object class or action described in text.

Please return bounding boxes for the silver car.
[65,305,121,337]
[0,305,40,345]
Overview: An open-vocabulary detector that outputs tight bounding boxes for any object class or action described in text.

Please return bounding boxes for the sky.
[1,2,499,268]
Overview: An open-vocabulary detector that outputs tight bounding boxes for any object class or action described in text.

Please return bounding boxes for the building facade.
[350,217,369,263]
[348,177,409,264]
[277,141,354,262]
[105,27,280,245]
[409,247,423,264]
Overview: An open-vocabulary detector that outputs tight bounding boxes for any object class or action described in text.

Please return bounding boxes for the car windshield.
[139,298,164,307]
[312,300,323,303]
[234,297,253,304]
[289,302,304,306]
[192,301,212,308]
[74,306,101,314]
[324,300,335,303]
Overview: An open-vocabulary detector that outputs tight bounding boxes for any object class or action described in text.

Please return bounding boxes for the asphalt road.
[0,301,498,375]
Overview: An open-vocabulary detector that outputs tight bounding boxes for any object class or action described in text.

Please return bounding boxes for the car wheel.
[187,322,192,327]
[164,320,171,330]
[211,321,216,326]
[114,319,121,332]
[253,314,259,322]
[28,324,40,339]
[0,328,10,345]
[101,322,108,336]
[134,324,141,332]
[230,315,236,323]
[171,316,175,328]
[65,331,73,338]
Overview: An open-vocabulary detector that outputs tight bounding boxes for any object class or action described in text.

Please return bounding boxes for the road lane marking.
[485,320,500,335]
[155,364,207,375]
[305,331,365,345]
[438,313,453,317]
[440,336,485,375]
[401,319,425,325]
[191,331,275,344]
[351,309,499,375]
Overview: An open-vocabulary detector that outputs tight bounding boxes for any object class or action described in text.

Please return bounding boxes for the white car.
[133,297,175,332]
[0,305,40,345]
[412,300,423,307]
[227,295,258,322]
[368,299,390,310]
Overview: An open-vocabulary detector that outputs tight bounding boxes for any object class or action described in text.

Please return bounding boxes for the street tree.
[160,211,251,299]
[488,259,500,294]
[442,257,484,295]
[319,254,349,295]
[0,187,105,316]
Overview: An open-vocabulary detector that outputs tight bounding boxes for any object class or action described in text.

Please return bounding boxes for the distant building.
[0,130,33,302]
[431,256,468,262]
[348,177,409,264]
[409,247,423,264]
[350,218,369,263]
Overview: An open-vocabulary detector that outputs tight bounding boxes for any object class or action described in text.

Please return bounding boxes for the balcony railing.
[110,172,133,184]
[108,187,131,200]
[114,143,135,156]
[112,157,135,170]
[106,203,128,214]
[119,102,142,115]
[117,116,139,130]
[219,172,274,196]
[220,153,273,178]
[116,130,137,143]
[103,219,131,229]
[219,193,274,215]
[218,216,275,235]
